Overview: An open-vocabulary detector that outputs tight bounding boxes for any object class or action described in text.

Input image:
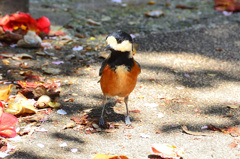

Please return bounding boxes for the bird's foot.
[99,117,105,126]
[125,115,131,126]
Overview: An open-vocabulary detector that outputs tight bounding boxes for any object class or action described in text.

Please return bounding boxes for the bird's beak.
[105,45,111,51]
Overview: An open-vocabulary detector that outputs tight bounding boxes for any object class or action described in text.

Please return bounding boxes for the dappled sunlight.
[134,50,240,133]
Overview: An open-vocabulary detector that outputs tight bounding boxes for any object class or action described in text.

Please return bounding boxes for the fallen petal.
[60,142,68,147]
[140,133,151,138]
[57,109,67,115]
[71,148,78,153]
[72,46,83,51]
[52,61,64,65]
[37,143,45,148]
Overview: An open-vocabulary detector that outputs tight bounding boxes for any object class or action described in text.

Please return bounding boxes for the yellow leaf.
[6,92,37,115]
[0,84,13,100]
[90,37,96,40]
[2,59,10,65]
[227,105,239,109]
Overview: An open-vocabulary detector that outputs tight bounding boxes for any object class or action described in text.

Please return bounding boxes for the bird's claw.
[125,115,131,126]
[99,117,105,126]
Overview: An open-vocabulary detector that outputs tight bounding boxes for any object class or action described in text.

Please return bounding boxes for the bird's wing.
[135,60,141,73]
[99,60,108,76]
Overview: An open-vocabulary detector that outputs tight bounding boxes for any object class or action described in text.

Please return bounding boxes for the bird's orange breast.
[100,61,141,97]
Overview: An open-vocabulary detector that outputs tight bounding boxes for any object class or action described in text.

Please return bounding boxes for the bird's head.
[105,30,133,57]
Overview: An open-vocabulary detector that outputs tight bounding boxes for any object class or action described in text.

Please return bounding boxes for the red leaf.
[176,5,198,9]
[208,124,222,132]
[54,31,66,36]
[215,0,240,12]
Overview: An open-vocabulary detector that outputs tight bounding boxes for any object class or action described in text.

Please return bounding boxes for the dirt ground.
[1,0,240,159]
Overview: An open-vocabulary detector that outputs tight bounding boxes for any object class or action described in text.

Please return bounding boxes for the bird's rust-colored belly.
[100,61,140,97]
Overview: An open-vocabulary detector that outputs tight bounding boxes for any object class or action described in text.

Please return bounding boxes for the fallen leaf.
[156,130,162,134]
[2,59,9,65]
[151,143,184,158]
[0,52,14,58]
[86,19,101,26]
[0,139,8,152]
[216,48,223,51]
[182,125,209,136]
[176,5,198,9]
[71,115,88,125]
[36,95,51,108]
[0,84,12,101]
[6,92,37,115]
[129,110,140,113]
[225,127,240,137]
[101,16,111,22]
[48,102,60,108]
[63,121,76,129]
[54,31,66,36]
[227,105,239,109]
[145,10,164,17]
[17,80,60,99]
[147,1,156,5]
[207,73,216,77]
[54,45,62,50]
[18,125,36,136]
[215,0,240,12]
[64,98,74,102]
[207,124,222,132]
[16,53,33,59]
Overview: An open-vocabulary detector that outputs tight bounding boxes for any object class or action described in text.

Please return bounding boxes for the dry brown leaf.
[64,98,74,102]
[147,1,156,5]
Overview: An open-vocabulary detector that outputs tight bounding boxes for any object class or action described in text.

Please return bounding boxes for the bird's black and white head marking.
[106,30,133,57]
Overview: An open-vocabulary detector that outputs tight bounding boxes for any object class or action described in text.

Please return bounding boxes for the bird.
[99,30,141,126]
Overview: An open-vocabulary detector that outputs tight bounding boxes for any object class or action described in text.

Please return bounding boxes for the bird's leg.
[99,95,107,126]
[124,96,131,125]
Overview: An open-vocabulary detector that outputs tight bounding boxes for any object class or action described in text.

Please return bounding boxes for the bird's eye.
[116,38,123,44]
